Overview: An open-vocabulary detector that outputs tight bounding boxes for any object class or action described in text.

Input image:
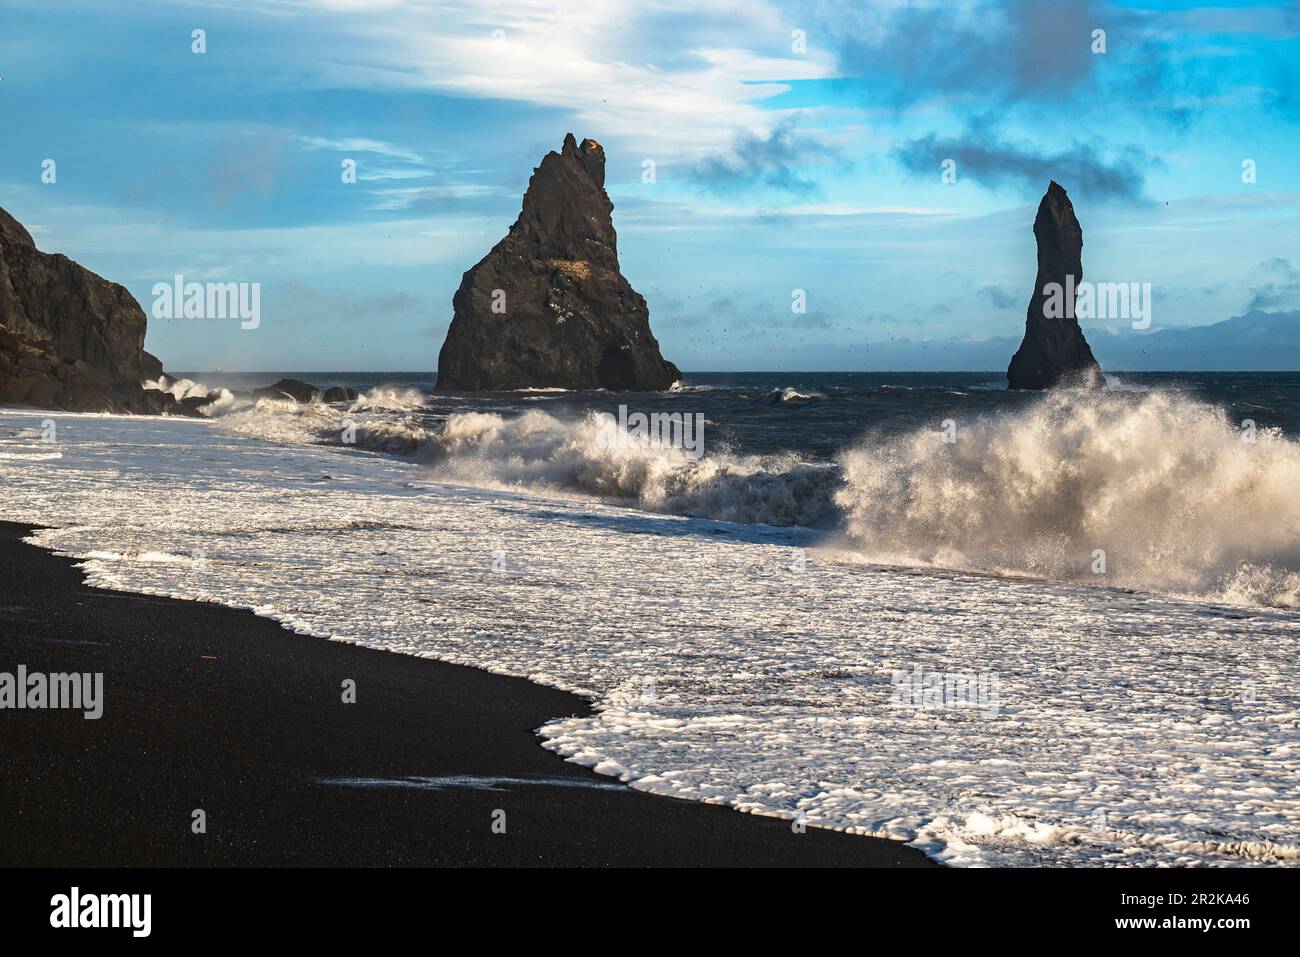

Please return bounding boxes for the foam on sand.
[1,408,1297,867]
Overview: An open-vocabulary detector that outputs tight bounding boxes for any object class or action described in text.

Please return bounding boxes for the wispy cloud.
[369,183,496,212]
[689,115,846,199]
[894,116,1162,201]
[195,0,837,159]
[299,135,428,166]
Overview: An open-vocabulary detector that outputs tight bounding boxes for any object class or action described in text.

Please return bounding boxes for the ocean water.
[174,369,1300,458]
[2,370,1299,866]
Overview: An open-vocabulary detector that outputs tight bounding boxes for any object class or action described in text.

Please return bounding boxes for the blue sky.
[1,0,1297,371]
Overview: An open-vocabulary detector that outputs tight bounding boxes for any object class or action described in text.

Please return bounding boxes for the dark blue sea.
[179,370,1300,460]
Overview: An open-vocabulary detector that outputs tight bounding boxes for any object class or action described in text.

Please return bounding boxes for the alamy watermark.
[0,665,103,719]
[595,404,705,459]
[1043,274,1152,330]
[890,664,1000,717]
[50,887,150,937]
[152,274,261,330]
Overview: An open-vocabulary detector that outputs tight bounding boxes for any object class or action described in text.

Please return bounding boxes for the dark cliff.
[0,204,189,413]
[0,205,161,385]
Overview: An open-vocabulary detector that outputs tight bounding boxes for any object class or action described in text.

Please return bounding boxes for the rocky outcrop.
[436,134,680,391]
[251,378,358,404]
[1007,181,1103,390]
[0,203,186,414]
[253,378,321,403]
[321,385,358,403]
[0,205,161,385]
[0,324,197,415]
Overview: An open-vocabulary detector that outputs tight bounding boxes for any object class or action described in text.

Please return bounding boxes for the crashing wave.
[765,387,824,404]
[142,376,240,416]
[424,409,838,527]
[347,386,426,412]
[835,388,1300,608]
[421,390,1300,608]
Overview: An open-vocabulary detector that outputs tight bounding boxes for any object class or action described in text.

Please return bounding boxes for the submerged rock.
[1007,181,1103,390]
[249,378,359,404]
[321,386,359,403]
[436,133,680,391]
[253,378,320,403]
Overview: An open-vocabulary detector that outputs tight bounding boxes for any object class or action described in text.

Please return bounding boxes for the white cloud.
[299,135,428,165]
[369,183,498,211]
[201,0,838,157]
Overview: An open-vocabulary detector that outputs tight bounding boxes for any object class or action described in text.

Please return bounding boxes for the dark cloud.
[689,115,845,199]
[817,0,1300,142]
[827,0,1101,108]
[893,116,1161,201]
[1246,257,1300,311]
[978,285,1021,310]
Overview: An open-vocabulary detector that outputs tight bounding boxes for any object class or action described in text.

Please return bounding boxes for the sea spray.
[148,376,1300,609]
[425,409,838,526]
[835,388,1300,607]
[347,387,426,413]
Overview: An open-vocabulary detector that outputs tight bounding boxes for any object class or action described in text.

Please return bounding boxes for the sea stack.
[436,134,680,391]
[1007,181,1102,390]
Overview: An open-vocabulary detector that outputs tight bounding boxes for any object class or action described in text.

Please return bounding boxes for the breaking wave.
[215,400,432,455]
[138,376,1300,608]
[347,386,426,412]
[143,376,240,415]
[766,387,824,404]
[835,389,1300,608]
[139,377,433,454]
[425,410,838,527]
[423,391,1300,608]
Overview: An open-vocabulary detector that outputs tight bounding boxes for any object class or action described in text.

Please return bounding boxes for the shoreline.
[0,521,935,867]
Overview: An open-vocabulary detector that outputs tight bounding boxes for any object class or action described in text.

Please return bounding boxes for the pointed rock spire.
[1007,181,1103,389]
[436,134,680,391]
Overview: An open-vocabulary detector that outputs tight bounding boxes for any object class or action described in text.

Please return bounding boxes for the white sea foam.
[1,408,1297,867]
[347,386,426,412]
[836,388,1300,608]
[143,376,242,415]
[769,386,824,403]
[426,409,837,526]
[419,393,1300,609]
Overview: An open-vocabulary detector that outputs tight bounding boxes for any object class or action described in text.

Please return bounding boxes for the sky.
[0,0,1297,372]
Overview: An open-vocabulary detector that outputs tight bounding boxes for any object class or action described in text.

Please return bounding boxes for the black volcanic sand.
[0,522,935,867]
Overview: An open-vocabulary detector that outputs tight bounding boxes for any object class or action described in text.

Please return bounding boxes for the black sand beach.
[0,522,934,867]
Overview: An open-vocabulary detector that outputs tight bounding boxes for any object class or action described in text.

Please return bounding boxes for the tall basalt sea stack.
[436,134,680,391]
[1007,181,1103,389]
